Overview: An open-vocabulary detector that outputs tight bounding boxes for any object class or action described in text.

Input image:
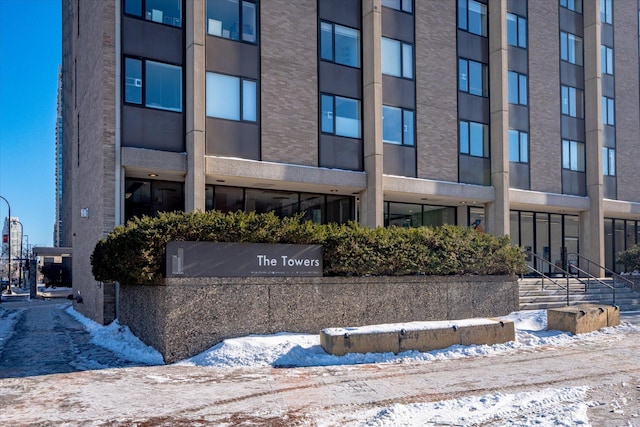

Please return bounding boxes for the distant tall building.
[63,0,640,325]
[2,216,22,281]
[54,65,64,247]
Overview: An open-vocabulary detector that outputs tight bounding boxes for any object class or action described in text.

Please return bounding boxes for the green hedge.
[617,244,640,272]
[91,210,526,284]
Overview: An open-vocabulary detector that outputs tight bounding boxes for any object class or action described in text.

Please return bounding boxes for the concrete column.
[582,0,605,275]
[360,0,384,228]
[487,0,509,236]
[185,0,206,212]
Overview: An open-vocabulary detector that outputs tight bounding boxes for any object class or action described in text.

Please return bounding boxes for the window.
[206,72,257,121]
[458,58,488,97]
[382,105,414,146]
[561,85,584,118]
[602,96,615,125]
[601,45,614,75]
[320,22,360,68]
[603,147,616,176]
[507,13,527,48]
[124,0,182,27]
[459,120,489,158]
[600,0,612,24]
[562,139,585,171]
[321,94,361,139]
[560,0,582,13]
[509,129,528,163]
[508,71,528,105]
[381,37,413,79]
[560,32,583,66]
[206,0,257,43]
[124,58,182,112]
[458,0,487,37]
[381,0,413,13]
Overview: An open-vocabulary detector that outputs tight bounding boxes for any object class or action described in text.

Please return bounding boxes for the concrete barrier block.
[320,329,399,356]
[459,319,515,346]
[398,326,461,353]
[547,304,617,334]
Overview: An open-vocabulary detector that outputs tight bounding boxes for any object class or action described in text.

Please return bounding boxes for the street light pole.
[0,195,10,297]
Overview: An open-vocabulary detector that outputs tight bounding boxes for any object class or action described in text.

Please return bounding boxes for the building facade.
[62,0,640,324]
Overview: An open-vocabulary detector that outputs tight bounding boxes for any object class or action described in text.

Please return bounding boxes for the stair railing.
[565,252,619,305]
[525,251,577,306]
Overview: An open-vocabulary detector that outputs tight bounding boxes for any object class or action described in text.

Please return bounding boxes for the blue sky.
[0,0,61,248]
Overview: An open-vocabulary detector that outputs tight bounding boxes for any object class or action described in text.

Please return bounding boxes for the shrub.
[91,211,526,284]
[617,244,640,272]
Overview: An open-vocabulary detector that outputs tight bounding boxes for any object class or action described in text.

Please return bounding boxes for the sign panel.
[165,241,323,277]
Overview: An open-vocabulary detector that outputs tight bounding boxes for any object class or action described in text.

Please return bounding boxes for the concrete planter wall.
[118,275,519,363]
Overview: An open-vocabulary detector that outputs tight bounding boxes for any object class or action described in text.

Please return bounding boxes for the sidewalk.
[1,301,639,425]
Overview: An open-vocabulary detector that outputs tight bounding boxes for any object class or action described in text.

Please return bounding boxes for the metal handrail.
[525,251,577,306]
[527,251,617,305]
[567,252,635,289]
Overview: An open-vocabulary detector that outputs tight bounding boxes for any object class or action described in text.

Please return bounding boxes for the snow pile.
[354,387,592,426]
[66,305,164,365]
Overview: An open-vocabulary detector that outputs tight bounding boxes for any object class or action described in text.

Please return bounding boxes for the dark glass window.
[381,0,413,14]
[124,0,182,27]
[382,105,414,146]
[124,57,182,112]
[602,96,615,125]
[601,45,614,75]
[321,94,361,139]
[560,0,582,14]
[458,0,487,37]
[562,139,585,172]
[206,0,257,43]
[507,13,527,48]
[124,179,185,221]
[320,22,360,68]
[381,37,413,79]
[509,129,529,163]
[603,147,616,176]
[508,71,528,105]
[459,58,488,97]
[459,120,489,158]
[206,72,257,122]
[561,85,584,118]
[560,32,583,66]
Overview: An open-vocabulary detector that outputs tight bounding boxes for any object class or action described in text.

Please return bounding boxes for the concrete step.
[519,277,640,312]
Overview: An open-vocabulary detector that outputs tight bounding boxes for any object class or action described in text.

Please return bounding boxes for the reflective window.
[124,57,182,112]
[124,179,185,221]
[601,45,614,75]
[507,13,527,48]
[562,139,585,172]
[508,71,528,105]
[206,0,257,43]
[600,0,612,24]
[603,147,616,176]
[459,58,488,97]
[146,61,182,112]
[124,58,142,104]
[509,129,529,163]
[206,72,257,122]
[320,22,360,68]
[458,0,487,37]
[124,0,182,27]
[459,120,489,158]
[382,105,414,146]
[560,32,583,66]
[602,96,615,125]
[382,37,413,79]
[381,0,413,13]
[561,85,584,118]
[321,94,361,139]
[560,0,582,14]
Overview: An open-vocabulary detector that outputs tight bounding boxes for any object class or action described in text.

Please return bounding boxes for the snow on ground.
[1,304,637,426]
